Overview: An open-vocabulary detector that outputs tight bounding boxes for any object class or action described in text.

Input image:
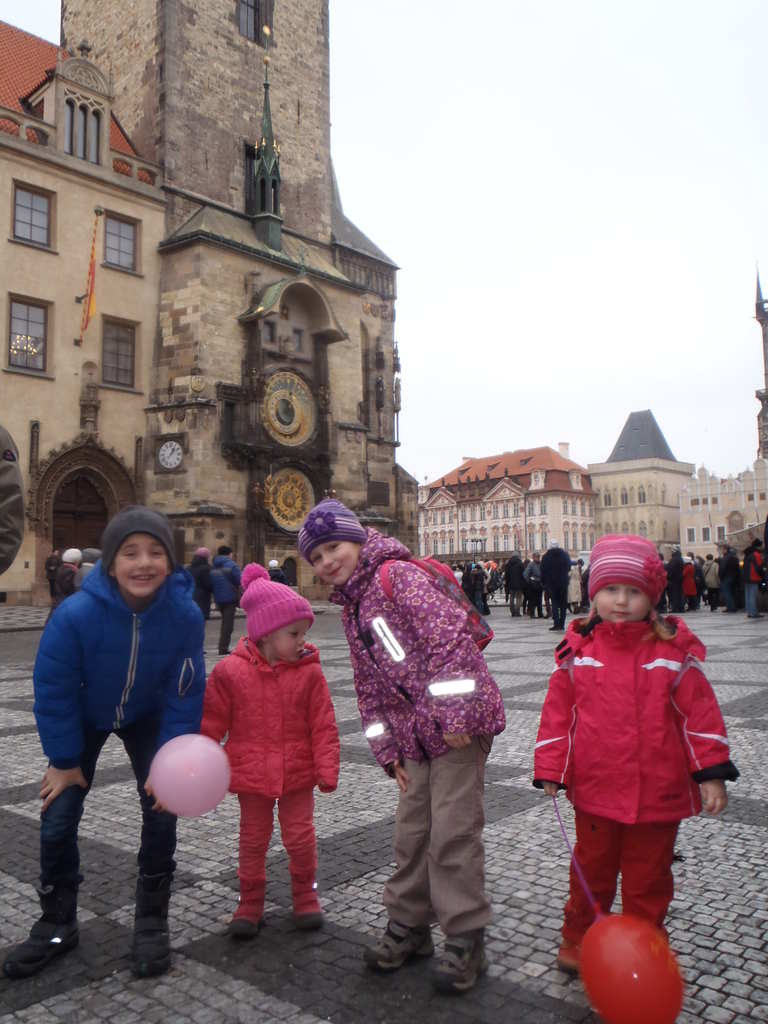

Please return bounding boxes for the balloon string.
[551,795,603,920]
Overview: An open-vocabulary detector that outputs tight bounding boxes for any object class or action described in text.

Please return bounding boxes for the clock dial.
[262,372,316,447]
[266,468,315,532]
[157,439,183,470]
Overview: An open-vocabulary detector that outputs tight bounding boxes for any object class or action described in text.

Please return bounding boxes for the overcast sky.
[6,0,768,483]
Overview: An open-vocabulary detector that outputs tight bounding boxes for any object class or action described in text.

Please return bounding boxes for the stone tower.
[755,273,768,459]
[61,0,331,240]
[60,0,409,592]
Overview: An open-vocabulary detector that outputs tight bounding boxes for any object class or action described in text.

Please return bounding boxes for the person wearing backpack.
[211,546,242,655]
[298,499,506,994]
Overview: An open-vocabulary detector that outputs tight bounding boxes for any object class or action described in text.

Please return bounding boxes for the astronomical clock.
[265,468,315,532]
[262,372,316,447]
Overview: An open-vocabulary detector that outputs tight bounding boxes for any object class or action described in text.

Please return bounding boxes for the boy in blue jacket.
[3,507,205,981]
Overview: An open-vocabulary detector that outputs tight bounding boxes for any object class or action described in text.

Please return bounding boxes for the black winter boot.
[131,873,171,978]
[2,884,79,979]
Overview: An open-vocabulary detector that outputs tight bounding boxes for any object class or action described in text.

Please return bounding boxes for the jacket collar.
[233,635,320,669]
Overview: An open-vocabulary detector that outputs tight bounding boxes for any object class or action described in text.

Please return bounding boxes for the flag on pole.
[79,209,102,343]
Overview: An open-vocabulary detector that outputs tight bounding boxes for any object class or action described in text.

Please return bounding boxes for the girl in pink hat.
[534,534,739,973]
[201,564,339,937]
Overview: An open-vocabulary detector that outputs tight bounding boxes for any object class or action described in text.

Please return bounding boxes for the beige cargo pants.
[383,735,492,937]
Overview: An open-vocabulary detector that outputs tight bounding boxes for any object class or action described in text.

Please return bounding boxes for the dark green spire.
[252,25,282,249]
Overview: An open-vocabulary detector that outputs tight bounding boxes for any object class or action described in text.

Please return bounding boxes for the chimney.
[558,442,570,459]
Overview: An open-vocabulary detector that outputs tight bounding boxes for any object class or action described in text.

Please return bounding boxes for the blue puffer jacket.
[34,562,206,768]
[210,555,241,605]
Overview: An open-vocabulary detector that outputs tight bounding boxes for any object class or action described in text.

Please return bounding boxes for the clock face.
[262,372,316,447]
[157,439,183,470]
[266,468,315,532]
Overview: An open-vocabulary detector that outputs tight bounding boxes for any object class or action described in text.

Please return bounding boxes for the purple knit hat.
[240,564,315,642]
[298,499,367,562]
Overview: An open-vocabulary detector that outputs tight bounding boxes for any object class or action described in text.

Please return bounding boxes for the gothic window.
[9,299,46,371]
[64,99,74,154]
[603,492,612,507]
[238,0,273,42]
[638,521,648,537]
[102,320,135,387]
[621,488,629,505]
[638,486,646,504]
[244,144,257,214]
[88,110,100,163]
[76,105,87,159]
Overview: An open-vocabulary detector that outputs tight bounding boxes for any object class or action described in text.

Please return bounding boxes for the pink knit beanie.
[588,534,668,605]
[240,563,315,643]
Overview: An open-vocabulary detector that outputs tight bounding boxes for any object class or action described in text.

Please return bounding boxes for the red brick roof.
[0,20,135,156]
[429,447,594,494]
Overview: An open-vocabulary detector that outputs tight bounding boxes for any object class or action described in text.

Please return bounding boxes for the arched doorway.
[53,474,108,551]
[282,556,297,586]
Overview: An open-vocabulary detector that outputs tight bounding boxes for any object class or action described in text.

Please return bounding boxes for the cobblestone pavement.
[0,608,766,1023]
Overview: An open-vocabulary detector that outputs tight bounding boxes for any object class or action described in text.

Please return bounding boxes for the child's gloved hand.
[40,765,87,813]
[700,779,727,815]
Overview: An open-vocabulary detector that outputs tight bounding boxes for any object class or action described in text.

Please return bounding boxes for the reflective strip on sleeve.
[371,617,406,663]
[535,735,567,749]
[642,658,682,671]
[365,722,386,739]
[687,730,729,747]
[573,657,604,668]
[427,678,476,697]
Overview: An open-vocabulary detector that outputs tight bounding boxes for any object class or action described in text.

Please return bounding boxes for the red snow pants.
[562,809,680,945]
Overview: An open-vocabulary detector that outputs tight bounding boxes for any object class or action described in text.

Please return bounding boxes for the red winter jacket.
[682,562,697,597]
[201,638,339,798]
[534,617,737,824]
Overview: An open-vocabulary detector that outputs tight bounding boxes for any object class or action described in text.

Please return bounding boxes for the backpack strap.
[379,560,397,600]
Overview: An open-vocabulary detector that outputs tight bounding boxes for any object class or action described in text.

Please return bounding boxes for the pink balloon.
[149,735,230,817]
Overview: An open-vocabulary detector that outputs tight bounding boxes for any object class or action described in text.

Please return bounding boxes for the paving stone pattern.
[0,611,767,1023]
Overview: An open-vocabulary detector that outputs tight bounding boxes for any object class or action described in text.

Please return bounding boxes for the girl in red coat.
[201,564,339,937]
[533,535,738,973]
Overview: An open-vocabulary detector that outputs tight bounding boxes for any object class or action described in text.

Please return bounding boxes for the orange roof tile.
[429,447,594,493]
[0,19,136,156]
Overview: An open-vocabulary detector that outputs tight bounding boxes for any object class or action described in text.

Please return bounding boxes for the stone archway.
[27,434,137,584]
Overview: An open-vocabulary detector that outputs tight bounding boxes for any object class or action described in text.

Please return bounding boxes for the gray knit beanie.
[101,506,175,573]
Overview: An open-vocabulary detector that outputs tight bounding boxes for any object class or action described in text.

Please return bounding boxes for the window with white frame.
[564,528,570,550]
[14,187,51,247]
[102,319,135,387]
[502,501,509,518]
[686,527,696,543]
[105,215,137,271]
[527,501,534,516]
[716,525,725,541]
[540,497,547,514]
[9,299,47,371]
[702,527,711,542]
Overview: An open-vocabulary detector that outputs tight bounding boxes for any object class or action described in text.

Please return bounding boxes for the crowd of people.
[452,531,767,632]
[0,495,748,999]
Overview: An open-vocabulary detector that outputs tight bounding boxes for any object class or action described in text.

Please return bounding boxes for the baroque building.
[1,3,413,602]
[418,445,596,561]
[588,410,694,551]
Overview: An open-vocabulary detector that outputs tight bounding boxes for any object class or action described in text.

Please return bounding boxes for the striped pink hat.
[588,535,668,604]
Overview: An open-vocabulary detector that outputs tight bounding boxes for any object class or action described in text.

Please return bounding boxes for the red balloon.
[580,914,684,1024]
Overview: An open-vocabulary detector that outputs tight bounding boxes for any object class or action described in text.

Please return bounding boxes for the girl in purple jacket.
[299,500,506,994]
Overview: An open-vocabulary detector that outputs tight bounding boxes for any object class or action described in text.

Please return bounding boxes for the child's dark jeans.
[40,715,177,889]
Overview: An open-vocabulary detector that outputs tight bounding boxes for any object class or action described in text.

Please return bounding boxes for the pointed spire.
[251,24,282,249]
[756,266,767,322]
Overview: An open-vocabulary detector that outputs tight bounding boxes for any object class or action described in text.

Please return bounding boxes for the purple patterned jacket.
[330,529,506,770]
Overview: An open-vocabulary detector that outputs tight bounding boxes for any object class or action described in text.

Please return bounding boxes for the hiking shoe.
[432,929,488,993]
[364,920,434,972]
[556,939,581,974]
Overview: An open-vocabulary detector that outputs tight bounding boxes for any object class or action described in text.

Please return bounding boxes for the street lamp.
[470,537,483,560]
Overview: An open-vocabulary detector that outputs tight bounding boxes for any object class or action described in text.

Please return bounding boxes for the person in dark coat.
[211,546,242,655]
[541,540,572,632]
[523,554,544,618]
[44,550,61,599]
[504,554,525,616]
[665,548,684,613]
[718,543,740,613]
[268,558,288,584]
[188,547,213,620]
